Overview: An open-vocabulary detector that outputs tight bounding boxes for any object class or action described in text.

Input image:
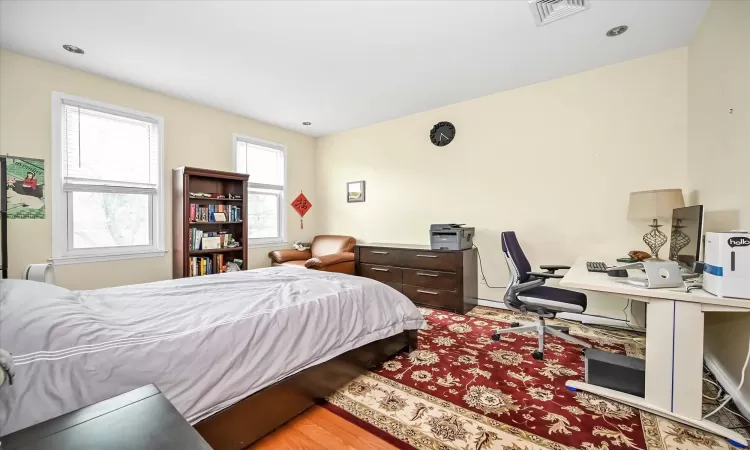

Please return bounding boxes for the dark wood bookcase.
[172,167,249,278]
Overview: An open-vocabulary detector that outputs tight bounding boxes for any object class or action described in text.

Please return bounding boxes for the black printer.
[430,224,474,250]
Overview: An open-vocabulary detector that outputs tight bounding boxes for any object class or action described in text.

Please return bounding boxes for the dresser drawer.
[360,264,403,284]
[359,247,402,266]
[402,285,459,311]
[401,250,456,271]
[403,268,457,291]
[385,282,403,293]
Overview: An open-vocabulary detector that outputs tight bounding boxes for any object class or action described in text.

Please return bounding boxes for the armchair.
[268,235,356,275]
[491,231,591,360]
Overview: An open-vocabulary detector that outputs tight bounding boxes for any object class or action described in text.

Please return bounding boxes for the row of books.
[189,229,234,251]
[189,255,243,277]
[189,204,242,222]
[190,257,214,276]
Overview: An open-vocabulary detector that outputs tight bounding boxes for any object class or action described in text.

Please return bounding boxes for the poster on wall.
[2,155,45,219]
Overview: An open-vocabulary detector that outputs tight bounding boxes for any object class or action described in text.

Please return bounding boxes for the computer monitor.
[670,205,704,269]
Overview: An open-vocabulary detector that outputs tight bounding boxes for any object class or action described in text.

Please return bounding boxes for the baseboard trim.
[477,298,509,310]
[476,299,645,332]
[704,350,750,420]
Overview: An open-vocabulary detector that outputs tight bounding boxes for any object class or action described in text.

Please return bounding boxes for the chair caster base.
[532,350,544,360]
[491,333,500,341]
[549,325,570,334]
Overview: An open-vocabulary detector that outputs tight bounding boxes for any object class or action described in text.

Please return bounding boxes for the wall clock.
[429,121,456,147]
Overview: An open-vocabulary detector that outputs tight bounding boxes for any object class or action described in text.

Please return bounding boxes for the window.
[51,92,164,264]
[233,134,286,246]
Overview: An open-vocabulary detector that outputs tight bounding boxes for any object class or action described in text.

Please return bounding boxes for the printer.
[430,224,474,251]
[703,231,750,299]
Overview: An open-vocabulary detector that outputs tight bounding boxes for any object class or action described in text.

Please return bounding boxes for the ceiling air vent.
[529,0,589,26]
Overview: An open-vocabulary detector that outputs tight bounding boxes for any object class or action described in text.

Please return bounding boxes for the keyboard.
[586,261,609,273]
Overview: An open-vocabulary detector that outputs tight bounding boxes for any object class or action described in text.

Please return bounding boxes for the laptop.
[611,261,684,289]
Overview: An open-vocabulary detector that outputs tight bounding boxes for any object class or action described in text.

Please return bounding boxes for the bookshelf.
[172,167,249,278]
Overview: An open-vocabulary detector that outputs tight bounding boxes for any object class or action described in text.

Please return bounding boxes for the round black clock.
[429,121,455,147]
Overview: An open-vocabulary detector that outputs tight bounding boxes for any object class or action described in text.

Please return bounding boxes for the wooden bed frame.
[193,329,418,449]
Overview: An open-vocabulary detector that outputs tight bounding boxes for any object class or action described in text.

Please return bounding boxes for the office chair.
[492,231,591,360]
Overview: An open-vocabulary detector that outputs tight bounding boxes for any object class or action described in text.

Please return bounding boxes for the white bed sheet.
[0,267,424,435]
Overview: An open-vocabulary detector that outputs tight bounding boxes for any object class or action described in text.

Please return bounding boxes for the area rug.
[325,306,730,450]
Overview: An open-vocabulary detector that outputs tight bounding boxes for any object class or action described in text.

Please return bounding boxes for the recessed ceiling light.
[63,44,84,54]
[302,122,312,126]
[606,25,628,37]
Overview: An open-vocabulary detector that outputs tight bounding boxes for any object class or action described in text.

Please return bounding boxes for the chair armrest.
[268,249,312,264]
[304,252,355,269]
[528,271,564,279]
[508,278,545,295]
[539,264,571,273]
[504,278,545,314]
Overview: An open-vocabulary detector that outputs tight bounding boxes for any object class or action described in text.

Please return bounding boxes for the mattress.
[0,267,425,436]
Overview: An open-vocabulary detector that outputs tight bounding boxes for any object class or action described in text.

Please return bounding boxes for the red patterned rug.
[325,306,729,450]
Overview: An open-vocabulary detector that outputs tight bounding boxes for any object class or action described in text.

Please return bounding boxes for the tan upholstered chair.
[268,235,356,275]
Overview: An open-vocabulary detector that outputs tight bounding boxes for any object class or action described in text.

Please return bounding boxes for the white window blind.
[52,93,164,264]
[234,135,286,245]
[63,102,159,192]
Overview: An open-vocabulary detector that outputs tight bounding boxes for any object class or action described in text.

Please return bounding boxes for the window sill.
[49,249,167,265]
[247,241,288,249]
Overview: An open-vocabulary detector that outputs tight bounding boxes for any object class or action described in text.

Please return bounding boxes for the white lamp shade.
[627,189,685,220]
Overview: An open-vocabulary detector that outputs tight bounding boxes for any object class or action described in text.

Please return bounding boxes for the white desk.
[561,257,750,448]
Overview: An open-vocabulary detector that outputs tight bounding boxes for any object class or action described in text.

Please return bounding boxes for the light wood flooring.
[250,405,397,450]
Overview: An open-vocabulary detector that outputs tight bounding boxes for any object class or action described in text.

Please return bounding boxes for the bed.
[0,267,424,447]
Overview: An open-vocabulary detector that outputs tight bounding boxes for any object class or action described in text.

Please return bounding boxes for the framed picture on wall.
[347,180,366,203]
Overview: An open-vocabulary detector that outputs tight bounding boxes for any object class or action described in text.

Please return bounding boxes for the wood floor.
[250,405,398,450]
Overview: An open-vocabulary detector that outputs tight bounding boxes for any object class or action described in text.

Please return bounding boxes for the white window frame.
[233,133,287,247]
[50,92,166,265]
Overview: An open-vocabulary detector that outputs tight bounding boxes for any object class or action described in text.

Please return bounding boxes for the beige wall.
[316,48,689,318]
[687,1,750,401]
[0,50,317,289]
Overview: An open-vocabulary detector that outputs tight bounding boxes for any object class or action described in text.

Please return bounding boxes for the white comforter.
[0,267,425,436]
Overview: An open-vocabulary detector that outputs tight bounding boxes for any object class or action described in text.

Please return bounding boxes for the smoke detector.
[529,0,589,26]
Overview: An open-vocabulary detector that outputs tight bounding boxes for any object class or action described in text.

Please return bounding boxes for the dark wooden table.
[1,384,212,450]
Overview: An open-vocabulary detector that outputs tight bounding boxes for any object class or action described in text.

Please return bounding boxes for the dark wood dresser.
[1,385,212,450]
[355,243,478,314]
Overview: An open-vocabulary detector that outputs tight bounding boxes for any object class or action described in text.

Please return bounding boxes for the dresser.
[355,243,478,314]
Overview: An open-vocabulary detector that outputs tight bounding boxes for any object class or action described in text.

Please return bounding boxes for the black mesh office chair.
[491,231,591,360]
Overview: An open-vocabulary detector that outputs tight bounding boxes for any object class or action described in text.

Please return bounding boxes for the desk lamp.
[627,189,685,260]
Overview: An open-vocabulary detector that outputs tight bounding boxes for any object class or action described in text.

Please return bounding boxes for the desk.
[561,257,750,448]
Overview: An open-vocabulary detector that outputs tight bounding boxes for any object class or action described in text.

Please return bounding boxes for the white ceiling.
[0,0,709,137]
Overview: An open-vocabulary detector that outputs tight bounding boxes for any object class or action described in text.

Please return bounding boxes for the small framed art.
[347,180,366,203]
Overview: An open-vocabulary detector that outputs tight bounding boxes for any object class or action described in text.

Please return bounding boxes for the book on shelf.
[190,228,235,251]
[216,254,225,273]
[202,236,221,249]
[189,255,228,277]
[189,204,241,223]
[189,228,204,251]
[192,257,208,276]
